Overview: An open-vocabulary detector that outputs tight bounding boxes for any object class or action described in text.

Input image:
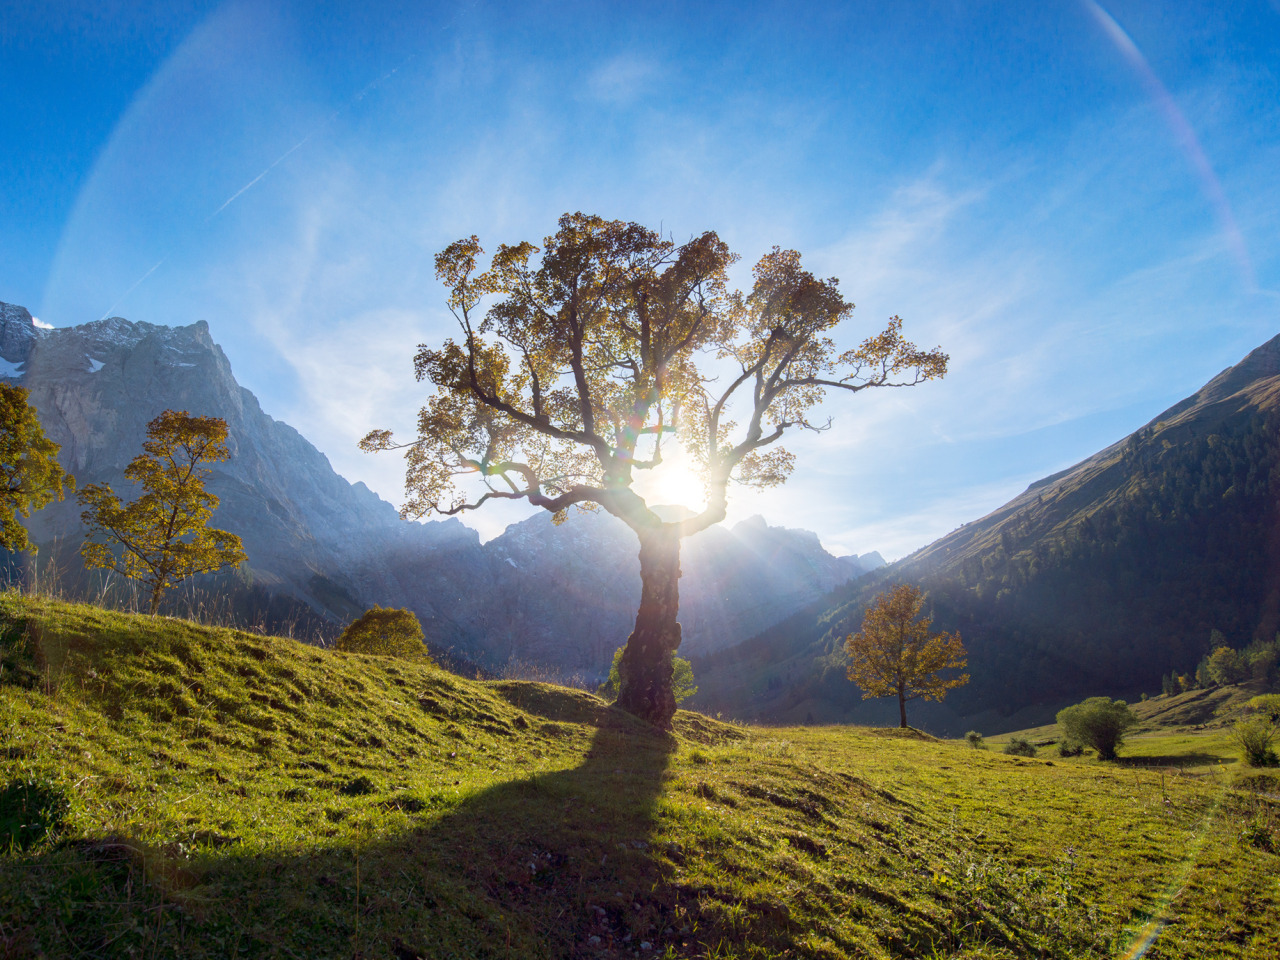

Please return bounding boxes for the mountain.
[0,301,475,626]
[695,332,1280,732]
[0,301,876,679]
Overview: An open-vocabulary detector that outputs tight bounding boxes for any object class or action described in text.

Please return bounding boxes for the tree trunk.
[898,683,908,729]
[616,525,682,728]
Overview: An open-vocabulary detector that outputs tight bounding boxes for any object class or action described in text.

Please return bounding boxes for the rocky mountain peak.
[0,300,45,366]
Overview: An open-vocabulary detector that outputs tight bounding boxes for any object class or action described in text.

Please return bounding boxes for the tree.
[1206,645,1247,686]
[1055,697,1136,761]
[79,410,246,614]
[599,646,697,705]
[364,213,947,726]
[0,384,73,553]
[843,584,968,728]
[335,606,432,661]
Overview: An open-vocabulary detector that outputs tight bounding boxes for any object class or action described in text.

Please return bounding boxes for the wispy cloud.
[585,53,661,104]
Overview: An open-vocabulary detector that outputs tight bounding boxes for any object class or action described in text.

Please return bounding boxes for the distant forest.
[923,412,1280,710]
[698,409,1280,720]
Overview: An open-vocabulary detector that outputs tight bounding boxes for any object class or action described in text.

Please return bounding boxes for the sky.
[3,0,1279,560]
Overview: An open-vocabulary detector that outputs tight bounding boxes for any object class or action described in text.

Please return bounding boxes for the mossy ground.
[2,593,1278,959]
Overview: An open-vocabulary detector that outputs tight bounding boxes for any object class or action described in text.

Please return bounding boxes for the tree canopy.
[1055,697,1136,761]
[335,606,431,661]
[844,583,968,728]
[0,383,73,554]
[366,213,947,725]
[79,410,246,614]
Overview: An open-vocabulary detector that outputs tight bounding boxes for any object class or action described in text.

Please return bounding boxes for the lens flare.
[1083,0,1255,290]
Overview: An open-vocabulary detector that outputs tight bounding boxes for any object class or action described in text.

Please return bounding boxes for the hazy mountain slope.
[0,301,877,677]
[460,509,881,674]
[695,333,1280,730]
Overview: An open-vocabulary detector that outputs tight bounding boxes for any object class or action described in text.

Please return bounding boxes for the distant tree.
[364,213,947,727]
[1247,641,1277,684]
[1055,697,1136,761]
[964,730,985,749]
[1248,694,1280,724]
[844,584,968,728]
[79,410,246,614]
[1194,660,1213,689]
[1002,736,1036,758]
[0,384,73,553]
[1206,645,1247,686]
[600,646,697,705]
[335,606,432,661]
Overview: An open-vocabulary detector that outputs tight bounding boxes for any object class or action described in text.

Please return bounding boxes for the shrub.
[1231,718,1279,768]
[1249,694,1280,724]
[1056,697,1136,761]
[964,730,985,749]
[599,647,697,704]
[335,607,431,661]
[1003,736,1036,757]
[1057,740,1083,758]
[0,776,70,851]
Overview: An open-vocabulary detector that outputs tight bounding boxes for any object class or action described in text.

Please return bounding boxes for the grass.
[1,592,1278,958]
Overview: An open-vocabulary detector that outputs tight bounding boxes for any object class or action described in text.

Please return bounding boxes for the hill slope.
[2,595,1278,958]
[696,333,1280,729]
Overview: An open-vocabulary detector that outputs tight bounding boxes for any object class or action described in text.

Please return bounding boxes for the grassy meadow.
[1,592,1278,959]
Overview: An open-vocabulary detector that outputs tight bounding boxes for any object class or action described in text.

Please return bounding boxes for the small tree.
[0,384,73,553]
[1206,645,1247,686]
[1003,736,1036,758]
[1055,697,1136,761]
[844,584,968,729]
[1230,719,1279,768]
[79,410,246,614]
[335,606,432,661]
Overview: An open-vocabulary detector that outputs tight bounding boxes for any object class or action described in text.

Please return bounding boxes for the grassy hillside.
[697,338,1280,728]
[2,594,1278,959]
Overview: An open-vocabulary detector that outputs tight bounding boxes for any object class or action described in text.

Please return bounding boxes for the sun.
[634,445,707,513]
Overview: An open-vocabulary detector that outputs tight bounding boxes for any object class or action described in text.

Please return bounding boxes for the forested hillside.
[695,334,1280,730]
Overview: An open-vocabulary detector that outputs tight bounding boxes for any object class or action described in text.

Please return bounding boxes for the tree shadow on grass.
[1113,752,1228,768]
[8,700,702,960]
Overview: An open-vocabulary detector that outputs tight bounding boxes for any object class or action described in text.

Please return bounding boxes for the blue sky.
[3,0,1279,559]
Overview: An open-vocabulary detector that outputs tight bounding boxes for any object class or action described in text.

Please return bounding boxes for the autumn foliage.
[0,383,73,553]
[78,410,246,614]
[365,213,947,726]
[844,584,968,728]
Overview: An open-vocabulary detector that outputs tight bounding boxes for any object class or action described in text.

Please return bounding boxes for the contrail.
[98,258,167,322]
[206,53,416,222]
[100,49,422,320]
[1083,0,1255,290]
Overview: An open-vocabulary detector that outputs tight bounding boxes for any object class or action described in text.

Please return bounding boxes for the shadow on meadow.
[1112,752,1227,769]
[10,692,756,960]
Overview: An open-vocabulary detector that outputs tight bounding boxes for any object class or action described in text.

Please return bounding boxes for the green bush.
[1057,740,1083,758]
[964,730,985,749]
[335,607,431,661]
[1003,736,1036,758]
[1056,697,1136,761]
[0,776,70,851]
[1230,718,1279,768]
[598,647,697,704]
